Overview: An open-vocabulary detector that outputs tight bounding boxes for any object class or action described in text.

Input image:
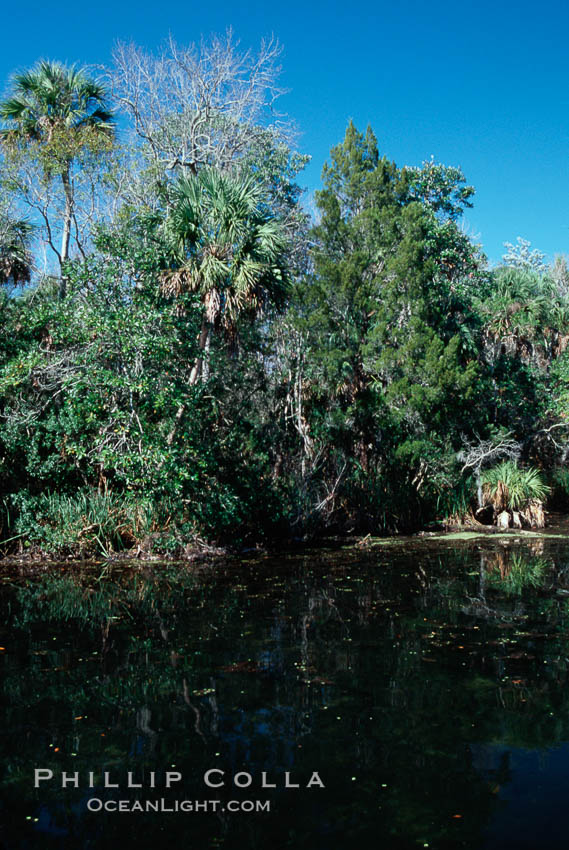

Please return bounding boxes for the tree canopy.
[0,45,568,555]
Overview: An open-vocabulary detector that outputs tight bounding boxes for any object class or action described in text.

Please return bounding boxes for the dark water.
[3,537,569,849]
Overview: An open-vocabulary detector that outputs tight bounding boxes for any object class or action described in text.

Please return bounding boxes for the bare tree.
[1,146,114,278]
[458,432,521,509]
[109,31,291,180]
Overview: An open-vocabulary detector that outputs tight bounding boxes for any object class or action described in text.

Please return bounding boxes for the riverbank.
[4,514,569,567]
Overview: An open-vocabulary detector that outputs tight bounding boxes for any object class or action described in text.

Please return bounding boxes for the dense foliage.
[1,41,568,555]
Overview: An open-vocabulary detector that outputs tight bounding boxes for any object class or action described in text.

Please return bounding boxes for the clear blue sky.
[2,0,569,264]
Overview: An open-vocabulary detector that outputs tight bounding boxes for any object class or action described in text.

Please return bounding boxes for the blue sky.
[2,0,569,264]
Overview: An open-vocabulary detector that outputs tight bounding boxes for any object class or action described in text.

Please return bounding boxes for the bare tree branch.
[108,31,293,181]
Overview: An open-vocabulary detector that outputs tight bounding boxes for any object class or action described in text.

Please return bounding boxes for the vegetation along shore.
[1,34,569,561]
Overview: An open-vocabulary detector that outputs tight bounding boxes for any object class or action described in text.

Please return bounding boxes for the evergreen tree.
[289,122,483,530]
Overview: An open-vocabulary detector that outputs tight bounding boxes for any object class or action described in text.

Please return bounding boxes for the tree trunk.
[59,164,73,298]
[187,316,211,386]
[496,510,511,530]
[475,468,483,510]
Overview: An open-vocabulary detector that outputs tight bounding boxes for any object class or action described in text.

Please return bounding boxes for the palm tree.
[484,267,561,364]
[0,60,114,294]
[162,167,289,443]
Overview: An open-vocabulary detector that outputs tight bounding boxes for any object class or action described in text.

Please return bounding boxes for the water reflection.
[2,541,569,848]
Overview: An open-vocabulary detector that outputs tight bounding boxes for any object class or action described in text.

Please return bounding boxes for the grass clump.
[11,490,158,557]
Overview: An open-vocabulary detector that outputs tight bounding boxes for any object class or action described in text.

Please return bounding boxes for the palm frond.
[0,60,114,143]
[161,166,289,327]
[481,461,550,511]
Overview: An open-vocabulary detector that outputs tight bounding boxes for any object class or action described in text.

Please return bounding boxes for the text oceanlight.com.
[86,798,271,813]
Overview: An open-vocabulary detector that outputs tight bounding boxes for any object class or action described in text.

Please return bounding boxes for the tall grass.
[436,475,476,523]
[13,490,159,556]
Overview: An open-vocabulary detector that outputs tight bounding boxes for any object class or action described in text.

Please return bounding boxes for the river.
[2,535,569,848]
